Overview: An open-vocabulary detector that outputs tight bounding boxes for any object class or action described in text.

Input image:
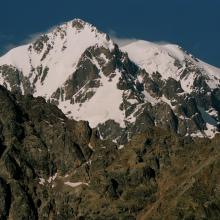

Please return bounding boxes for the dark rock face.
[0,86,93,219]
[0,177,11,220]
[135,64,220,137]
[85,52,220,143]
[0,86,220,219]
[0,65,24,94]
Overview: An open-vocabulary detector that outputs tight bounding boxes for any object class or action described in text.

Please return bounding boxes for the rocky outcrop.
[0,86,220,219]
[0,85,93,219]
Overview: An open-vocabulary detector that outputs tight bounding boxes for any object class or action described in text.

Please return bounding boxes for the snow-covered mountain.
[0,19,114,98]
[122,40,220,138]
[0,19,220,142]
[122,40,220,92]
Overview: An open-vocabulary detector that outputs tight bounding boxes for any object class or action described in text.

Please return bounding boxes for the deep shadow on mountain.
[0,85,220,219]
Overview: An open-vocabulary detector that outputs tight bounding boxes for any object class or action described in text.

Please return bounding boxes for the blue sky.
[0,0,219,67]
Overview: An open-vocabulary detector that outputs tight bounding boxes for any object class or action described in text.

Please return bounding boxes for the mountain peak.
[52,18,93,34]
[30,18,113,52]
[122,40,220,90]
[0,20,220,141]
[0,18,115,98]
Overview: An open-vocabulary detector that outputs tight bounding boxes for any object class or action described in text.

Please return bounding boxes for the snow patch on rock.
[59,70,125,128]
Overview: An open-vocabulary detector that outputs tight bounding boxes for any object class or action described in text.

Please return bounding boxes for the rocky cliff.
[0,85,220,219]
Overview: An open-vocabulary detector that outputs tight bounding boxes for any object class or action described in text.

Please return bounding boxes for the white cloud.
[155,41,173,45]
[21,25,57,44]
[108,30,137,47]
[22,32,44,44]
[3,43,17,51]
[0,25,58,55]
[108,30,174,48]
[1,32,45,55]
[112,37,137,47]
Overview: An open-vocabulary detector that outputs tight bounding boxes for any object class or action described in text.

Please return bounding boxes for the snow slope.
[0,19,114,98]
[122,40,220,92]
[59,70,125,128]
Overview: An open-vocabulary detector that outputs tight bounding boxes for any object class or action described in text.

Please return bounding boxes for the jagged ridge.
[0,18,220,142]
[0,85,220,219]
